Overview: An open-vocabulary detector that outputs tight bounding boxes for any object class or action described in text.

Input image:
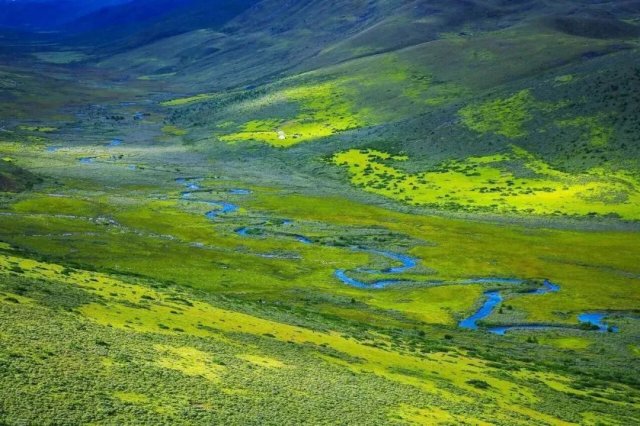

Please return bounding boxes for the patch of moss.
[459,89,536,138]
[161,125,188,137]
[557,115,613,147]
[161,93,217,107]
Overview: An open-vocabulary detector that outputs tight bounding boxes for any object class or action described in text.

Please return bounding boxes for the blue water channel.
[176,176,619,335]
[334,250,419,289]
[205,202,239,218]
[458,279,617,334]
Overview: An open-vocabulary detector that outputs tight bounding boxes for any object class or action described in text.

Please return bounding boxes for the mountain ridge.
[0,0,131,30]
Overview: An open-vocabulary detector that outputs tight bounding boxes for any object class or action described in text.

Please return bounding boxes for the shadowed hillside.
[64,0,260,50]
[0,159,41,192]
[0,0,129,30]
[88,0,638,85]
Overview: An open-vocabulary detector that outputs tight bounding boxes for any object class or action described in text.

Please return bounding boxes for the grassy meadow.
[1,2,640,424]
[1,113,638,424]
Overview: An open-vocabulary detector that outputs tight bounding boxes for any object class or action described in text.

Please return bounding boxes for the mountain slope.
[94,0,640,88]
[64,0,260,51]
[136,0,640,220]
[0,0,130,30]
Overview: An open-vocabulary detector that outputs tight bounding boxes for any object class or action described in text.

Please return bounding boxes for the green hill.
[150,1,640,220]
[0,1,639,425]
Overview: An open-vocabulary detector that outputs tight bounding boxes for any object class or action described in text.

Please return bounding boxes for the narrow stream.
[175,177,620,335]
[334,250,419,289]
[458,280,617,334]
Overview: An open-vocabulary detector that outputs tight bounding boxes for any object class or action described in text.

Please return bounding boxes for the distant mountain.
[66,0,189,34]
[93,0,640,88]
[92,0,567,85]
[94,0,639,195]
[63,0,260,50]
[0,0,130,30]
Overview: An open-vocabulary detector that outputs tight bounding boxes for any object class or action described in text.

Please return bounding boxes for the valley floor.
[1,33,639,425]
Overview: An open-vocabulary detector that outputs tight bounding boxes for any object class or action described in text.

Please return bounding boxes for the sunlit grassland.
[163,23,620,145]
[459,89,615,149]
[390,403,493,426]
[332,147,640,219]
[161,124,188,136]
[218,80,370,147]
[154,344,224,382]
[0,148,637,423]
[4,187,637,421]
[2,274,449,424]
[538,337,593,351]
[245,190,640,324]
[459,89,557,138]
[1,189,464,326]
[7,181,637,329]
[1,251,636,424]
[1,10,640,425]
[161,93,219,107]
[202,54,467,147]
[1,127,638,331]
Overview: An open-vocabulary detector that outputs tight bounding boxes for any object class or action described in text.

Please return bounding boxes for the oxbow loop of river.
[176,177,619,335]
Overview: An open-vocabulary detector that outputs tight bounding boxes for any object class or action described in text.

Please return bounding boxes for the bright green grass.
[17,126,58,133]
[161,93,218,106]
[391,403,493,426]
[332,147,640,219]
[1,251,628,425]
[154,344,223,382]
[245,189,640,323]
[113,392,151,404]
[161,125,188,136]
[557,115,614,147]
[1,137,639,331]
[539,336,592,350]
[216,55,468,147]
[2,14,640,426]
[459,89,536,138]
[219,80,368,147]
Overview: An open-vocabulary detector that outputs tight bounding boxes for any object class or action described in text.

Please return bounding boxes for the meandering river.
[176,177,619,335]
